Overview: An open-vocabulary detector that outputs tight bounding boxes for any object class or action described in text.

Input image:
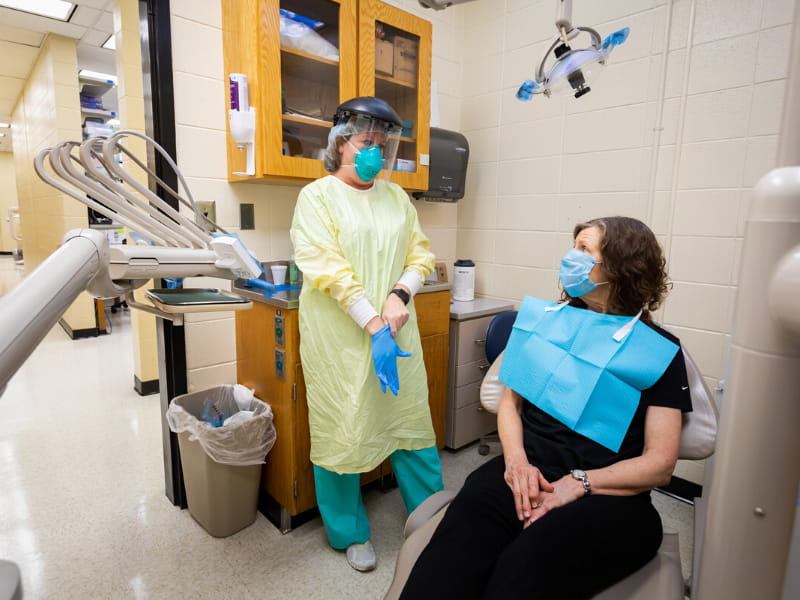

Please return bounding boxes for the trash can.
[167,384,276,537]
[0,560,22,600]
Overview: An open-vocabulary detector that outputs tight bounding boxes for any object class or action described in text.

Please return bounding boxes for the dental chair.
[384,320,718,600]
[478,311,518,455]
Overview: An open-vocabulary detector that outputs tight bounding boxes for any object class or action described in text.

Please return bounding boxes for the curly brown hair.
[561,216,670,323]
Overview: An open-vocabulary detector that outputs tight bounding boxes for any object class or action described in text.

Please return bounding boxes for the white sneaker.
[346,540,377,572]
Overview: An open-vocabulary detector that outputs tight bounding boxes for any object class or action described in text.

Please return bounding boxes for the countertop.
[449,297,515,321]
[233,279,452,309]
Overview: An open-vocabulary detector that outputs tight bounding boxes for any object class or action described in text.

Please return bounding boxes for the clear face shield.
[326,113,402,181]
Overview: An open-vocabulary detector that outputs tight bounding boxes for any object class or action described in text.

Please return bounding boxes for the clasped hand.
[504,460,585,528]
[382,291,410,336]
[371,324,411,395]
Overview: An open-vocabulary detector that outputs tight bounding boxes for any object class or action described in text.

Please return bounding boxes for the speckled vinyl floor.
[0,255,694,599]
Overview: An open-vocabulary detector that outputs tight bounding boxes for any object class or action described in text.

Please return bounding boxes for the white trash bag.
[167,384,276,466]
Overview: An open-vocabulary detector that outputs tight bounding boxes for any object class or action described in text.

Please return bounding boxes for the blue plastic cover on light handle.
[516,79,541,101]
[602,27,630,50]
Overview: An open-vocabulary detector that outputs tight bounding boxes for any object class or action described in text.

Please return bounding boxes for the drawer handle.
[477,405,486,412]
[478,361,490,372]
[473,338,486,345]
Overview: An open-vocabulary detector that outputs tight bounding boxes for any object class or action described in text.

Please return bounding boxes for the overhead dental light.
[417,0,479,9]
[517,0,629,100]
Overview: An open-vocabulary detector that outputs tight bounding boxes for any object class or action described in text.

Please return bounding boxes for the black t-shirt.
[520,322,693,482]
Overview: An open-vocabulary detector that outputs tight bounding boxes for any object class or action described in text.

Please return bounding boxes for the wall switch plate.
[196,201,216,231]
[240,203,255,230]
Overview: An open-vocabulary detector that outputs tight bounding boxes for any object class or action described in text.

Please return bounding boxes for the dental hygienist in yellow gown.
[290,97,444,572]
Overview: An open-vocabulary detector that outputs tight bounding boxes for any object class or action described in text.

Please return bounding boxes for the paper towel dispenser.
[413,127,469,201]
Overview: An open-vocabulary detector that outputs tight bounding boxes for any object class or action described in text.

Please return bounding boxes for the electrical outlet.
[197,201,216,231]
[435,262,448,282]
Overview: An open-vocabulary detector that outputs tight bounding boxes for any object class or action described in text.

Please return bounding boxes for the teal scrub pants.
[313,445,444,549]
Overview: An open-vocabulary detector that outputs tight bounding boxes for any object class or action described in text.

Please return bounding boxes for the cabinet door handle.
[474,338,486,345]
[478,361,490,372]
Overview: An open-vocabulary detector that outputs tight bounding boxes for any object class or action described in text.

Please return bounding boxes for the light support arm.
[0,231,103,396]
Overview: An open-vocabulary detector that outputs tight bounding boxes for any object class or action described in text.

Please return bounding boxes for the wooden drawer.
[455,359,490,388]
[415,290,450,337]
[447,400,497,449]
[454,315,494,365]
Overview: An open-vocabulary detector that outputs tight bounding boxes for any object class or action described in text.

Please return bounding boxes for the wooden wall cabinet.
[235,289,449,530]
[222,0,431,190]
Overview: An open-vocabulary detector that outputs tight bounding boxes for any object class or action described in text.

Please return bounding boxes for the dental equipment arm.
[0,131,263,397]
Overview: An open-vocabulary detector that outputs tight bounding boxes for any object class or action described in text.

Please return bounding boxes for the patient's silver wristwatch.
[571,469,592,496]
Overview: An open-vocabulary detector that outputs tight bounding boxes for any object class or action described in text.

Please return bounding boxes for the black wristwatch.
[570,469,592,496]
[389,288,410,305]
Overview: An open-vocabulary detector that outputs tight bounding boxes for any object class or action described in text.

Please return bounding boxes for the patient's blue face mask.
[347,139,384,182]
[559,248,606,297]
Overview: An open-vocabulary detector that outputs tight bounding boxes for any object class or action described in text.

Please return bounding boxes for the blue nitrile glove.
[371,324,412,395]
[246,278,300,298]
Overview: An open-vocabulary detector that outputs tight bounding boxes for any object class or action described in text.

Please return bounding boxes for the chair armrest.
[404,490,457,538]
[479,350,505,414]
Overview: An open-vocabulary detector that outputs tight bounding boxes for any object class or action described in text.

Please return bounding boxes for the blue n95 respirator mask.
[559,248,607,297]
[347,140,384,182]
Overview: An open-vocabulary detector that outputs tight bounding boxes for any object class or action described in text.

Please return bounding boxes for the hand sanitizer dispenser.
[229,73,256,176]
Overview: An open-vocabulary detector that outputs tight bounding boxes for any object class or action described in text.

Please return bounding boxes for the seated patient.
[399,216,692,600]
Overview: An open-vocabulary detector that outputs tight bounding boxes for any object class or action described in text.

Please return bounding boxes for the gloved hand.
[371,324,412,395]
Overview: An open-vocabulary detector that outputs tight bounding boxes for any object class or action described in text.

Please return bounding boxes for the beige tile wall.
[11,34,95,331]
[455,0,795,483]
[458,0,794,379]
[0,152,19,253]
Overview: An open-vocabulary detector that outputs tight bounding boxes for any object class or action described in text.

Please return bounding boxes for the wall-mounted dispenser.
[412,127,469,201]
[229,73,256,176]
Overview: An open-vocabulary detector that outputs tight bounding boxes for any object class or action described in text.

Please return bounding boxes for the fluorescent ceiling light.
[102,34,116,50]
[0,122,10,128]
[0,133,5,137]
[80,69,117,84]
[0,0,75,21]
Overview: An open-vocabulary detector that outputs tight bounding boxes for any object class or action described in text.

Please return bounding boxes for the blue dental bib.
[498,296,679,452]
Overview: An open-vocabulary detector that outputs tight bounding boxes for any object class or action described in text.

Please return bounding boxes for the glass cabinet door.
[359,0,431,191]
[223,0,358,181]
[271,0,357,179]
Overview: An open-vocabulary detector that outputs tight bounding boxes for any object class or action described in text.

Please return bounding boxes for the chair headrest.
[485,311,518,364]
[679,347,718,459]
[479,348,718,460]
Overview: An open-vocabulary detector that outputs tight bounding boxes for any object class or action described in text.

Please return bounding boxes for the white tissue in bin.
[210,236,262,279]
[395,159,416,172]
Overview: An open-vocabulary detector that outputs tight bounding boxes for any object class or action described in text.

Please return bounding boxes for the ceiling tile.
[94,11,113,33]
[0,7,86,38]
[80,28,108,46]
[76,0,116,10]
[70,6,102,28]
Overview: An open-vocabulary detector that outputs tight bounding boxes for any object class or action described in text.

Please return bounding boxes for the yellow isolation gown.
[290,175,436,474]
